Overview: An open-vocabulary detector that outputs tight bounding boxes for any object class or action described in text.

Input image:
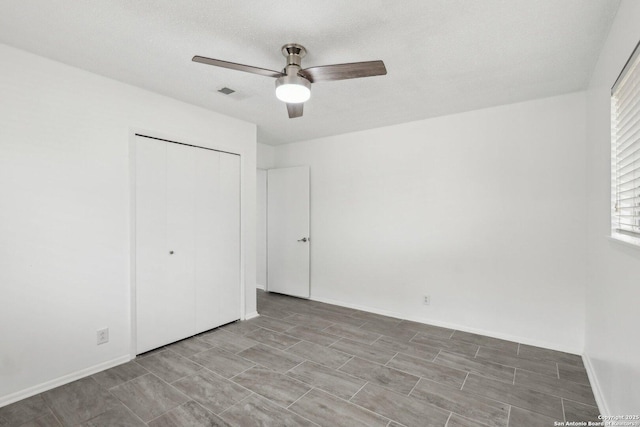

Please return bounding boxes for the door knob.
[297,237,308,242]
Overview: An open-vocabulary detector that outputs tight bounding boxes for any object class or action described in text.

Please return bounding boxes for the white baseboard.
[0,355,131,408]
[256,283,265,290]
[583,354,608,415]
[245,311,260,320]
[309,295,583,355]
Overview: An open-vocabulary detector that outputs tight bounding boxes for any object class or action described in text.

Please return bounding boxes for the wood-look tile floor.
[0,290,600,427]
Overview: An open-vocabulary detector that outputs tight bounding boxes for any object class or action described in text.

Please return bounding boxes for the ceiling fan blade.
[287,103,304,119]
[192,55,284,78]
[301,60,387,83]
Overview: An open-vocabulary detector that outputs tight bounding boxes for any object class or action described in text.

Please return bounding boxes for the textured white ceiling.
[0,1,620,145]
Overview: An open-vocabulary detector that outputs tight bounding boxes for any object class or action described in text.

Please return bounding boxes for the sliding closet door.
[135,138,195,353]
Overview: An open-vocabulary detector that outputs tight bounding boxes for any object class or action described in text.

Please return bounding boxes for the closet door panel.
[135,138,169,353]
[165,143,197,341]
[194,149,221,332]
[217,153,241,325]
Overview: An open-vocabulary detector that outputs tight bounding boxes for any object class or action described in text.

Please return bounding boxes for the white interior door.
[267,166,310,298]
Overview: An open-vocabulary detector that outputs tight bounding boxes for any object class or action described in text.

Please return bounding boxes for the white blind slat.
[617,151,640,173]
[617,163,640,180]
[617,189,639,198]
[614,94,640,128]
[613,122,640,151]
[618,196,640,202]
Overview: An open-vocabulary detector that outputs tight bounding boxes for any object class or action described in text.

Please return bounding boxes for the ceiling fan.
[192,43,387,119]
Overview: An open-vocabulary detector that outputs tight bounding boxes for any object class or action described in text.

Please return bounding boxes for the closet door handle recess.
[169,251,174,255]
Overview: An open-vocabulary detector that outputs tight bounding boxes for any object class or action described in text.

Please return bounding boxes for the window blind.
[612,41,640,240]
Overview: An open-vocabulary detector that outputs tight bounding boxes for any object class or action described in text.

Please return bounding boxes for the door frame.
[128,128,247,358]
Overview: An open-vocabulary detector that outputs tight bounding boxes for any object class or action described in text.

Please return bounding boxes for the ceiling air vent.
[217,87,235,95]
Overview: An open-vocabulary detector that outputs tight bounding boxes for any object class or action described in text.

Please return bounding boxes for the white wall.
[584,0,640,414]
[0,43,257,405]
[273,92,587,353]
[257,142,275,170]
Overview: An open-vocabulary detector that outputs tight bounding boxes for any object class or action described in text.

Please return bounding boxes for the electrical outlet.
[97,328,109,345]
[423,295,431,305]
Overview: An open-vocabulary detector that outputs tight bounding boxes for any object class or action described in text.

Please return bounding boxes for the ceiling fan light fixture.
[275,74,311,103]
